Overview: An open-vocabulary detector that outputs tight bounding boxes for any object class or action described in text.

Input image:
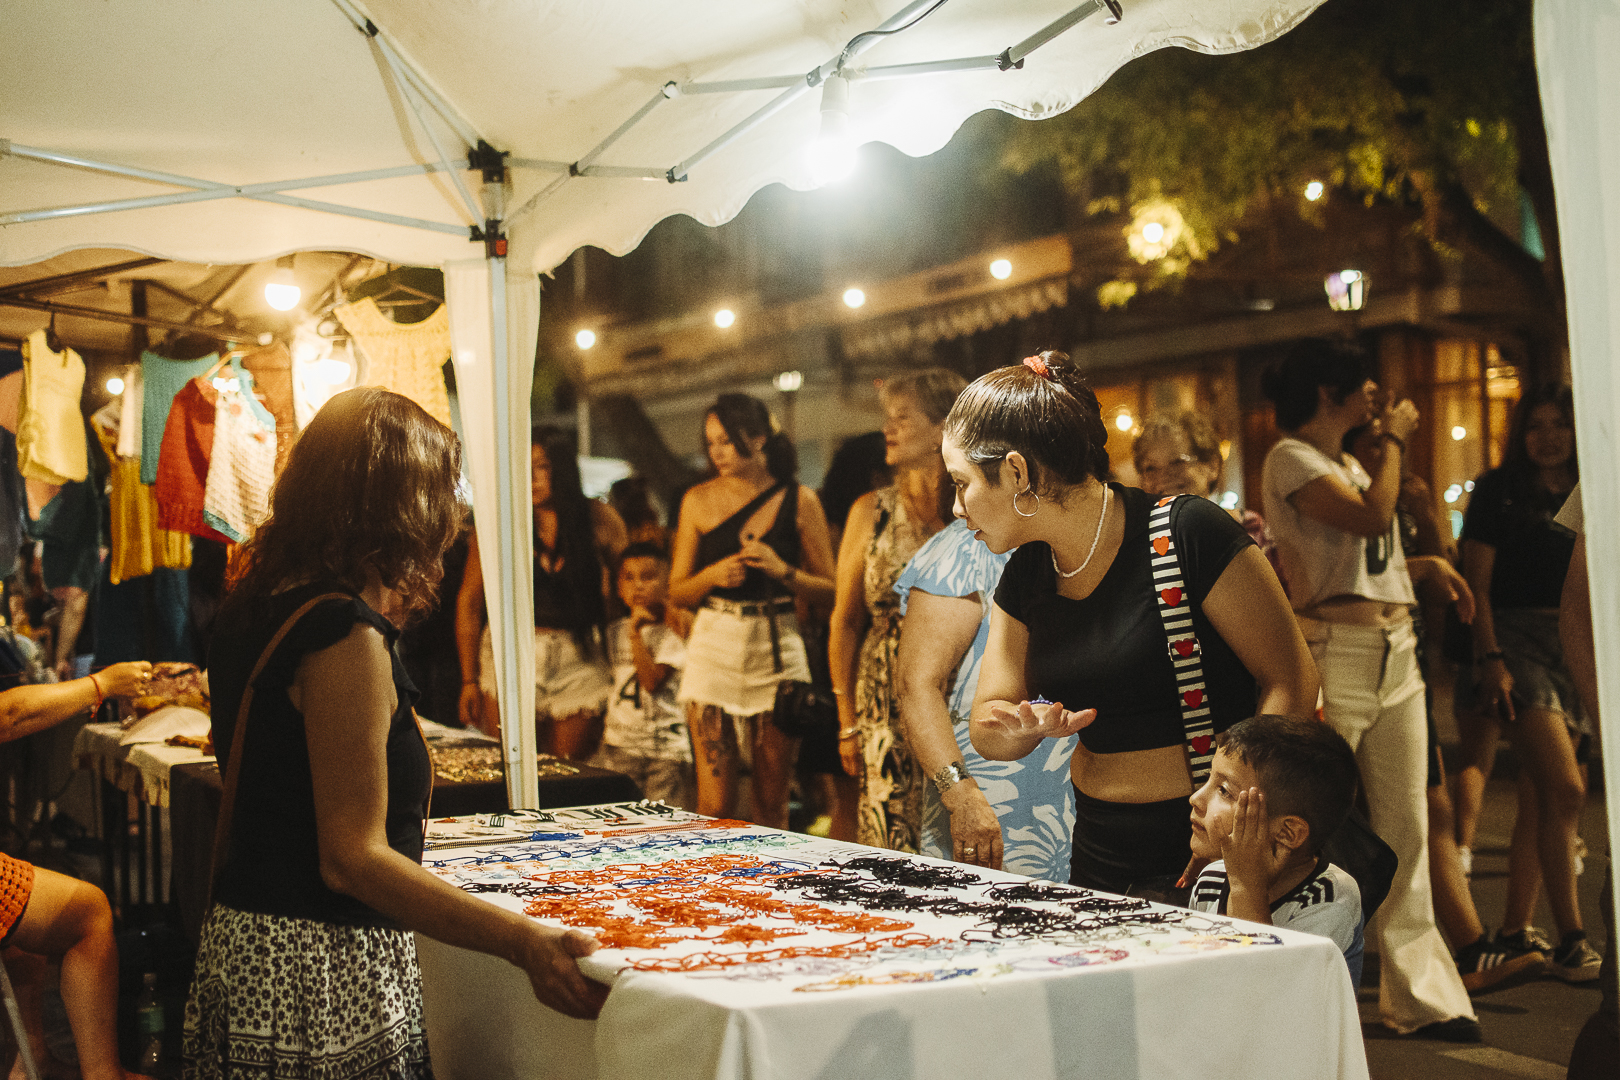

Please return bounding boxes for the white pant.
[1300,615,1475,1033]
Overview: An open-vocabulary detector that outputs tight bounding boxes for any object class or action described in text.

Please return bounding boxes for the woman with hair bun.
[668,393,836,827]
[829,367,966,852]
[952,353,1316,902]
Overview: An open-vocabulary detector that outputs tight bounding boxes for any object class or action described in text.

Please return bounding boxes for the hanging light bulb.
[264,255,301,312]
[809,75,856,184]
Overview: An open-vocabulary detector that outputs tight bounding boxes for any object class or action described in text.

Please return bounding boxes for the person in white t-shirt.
[592,542,695,809]
[1261,339,1479,1043]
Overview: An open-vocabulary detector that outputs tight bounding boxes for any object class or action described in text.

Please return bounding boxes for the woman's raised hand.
[706,552,750,590]
[1382,398,1420,443]
[981,698,1095,740]
[95,661,154,699]
[738,539,789,581]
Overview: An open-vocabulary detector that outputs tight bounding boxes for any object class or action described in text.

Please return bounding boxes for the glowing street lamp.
[1324,270,1366,312]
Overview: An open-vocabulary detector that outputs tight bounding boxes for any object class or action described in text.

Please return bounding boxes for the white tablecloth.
[72,721,213,807]
[418,804,1367,1080]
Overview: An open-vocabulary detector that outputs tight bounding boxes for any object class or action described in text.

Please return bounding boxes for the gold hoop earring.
[1013,489,1040,518]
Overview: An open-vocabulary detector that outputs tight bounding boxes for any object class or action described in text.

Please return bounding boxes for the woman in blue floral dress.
[896,519,1076,879]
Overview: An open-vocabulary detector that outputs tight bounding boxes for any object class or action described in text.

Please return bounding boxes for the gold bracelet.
[931,761,971,796]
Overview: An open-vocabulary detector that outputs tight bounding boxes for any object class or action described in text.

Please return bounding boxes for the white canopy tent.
[3,0,1326,807]
[1536,0,1620,977]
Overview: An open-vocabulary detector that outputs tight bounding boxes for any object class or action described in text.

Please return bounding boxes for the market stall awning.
[2,0,1325,276]
[1,0,1329,809]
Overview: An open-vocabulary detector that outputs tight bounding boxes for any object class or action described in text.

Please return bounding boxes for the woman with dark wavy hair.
[185,388,606,1079]
[668,393,836,827]
[1456,384,1598,980]
[456,425,627,757]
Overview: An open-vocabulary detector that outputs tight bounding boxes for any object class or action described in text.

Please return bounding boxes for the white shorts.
[479,625,612,720]
[677,606,810,717]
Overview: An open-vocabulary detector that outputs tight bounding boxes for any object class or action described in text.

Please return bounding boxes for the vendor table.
[416,804,1368,1080]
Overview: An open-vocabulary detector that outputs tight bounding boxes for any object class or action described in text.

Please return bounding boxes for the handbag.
[770,617,838,739]
[1148,496,1398,918]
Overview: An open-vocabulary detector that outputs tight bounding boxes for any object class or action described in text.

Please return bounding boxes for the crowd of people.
[0,335,1609,1077]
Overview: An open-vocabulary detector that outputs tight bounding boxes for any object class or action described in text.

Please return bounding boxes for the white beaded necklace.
[1050,485,1112,579]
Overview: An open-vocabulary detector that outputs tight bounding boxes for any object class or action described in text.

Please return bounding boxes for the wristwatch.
[931,761,972,796]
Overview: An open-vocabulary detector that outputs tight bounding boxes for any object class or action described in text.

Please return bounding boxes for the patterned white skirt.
[182,903,434,1080]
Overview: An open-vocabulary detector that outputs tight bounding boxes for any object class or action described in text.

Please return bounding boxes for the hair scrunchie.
[1023,355,1053,380]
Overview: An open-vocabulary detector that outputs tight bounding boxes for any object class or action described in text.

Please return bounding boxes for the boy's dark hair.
[616,540,670,575]
[1260,339,1371,430]
[1216,715,1360,856]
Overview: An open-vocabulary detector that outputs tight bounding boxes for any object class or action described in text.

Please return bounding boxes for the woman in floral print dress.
[830,369,965,851]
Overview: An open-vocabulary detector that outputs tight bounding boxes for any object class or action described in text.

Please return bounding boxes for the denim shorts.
[1458,607,1587,734]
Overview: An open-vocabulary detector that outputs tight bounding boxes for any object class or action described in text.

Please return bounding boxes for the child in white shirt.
[594,542,694,808]
[1188,715,1364,984]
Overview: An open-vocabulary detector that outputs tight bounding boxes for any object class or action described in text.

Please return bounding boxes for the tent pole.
[364,44,484,224]
[490,255,539,809]
[329,0,484,148]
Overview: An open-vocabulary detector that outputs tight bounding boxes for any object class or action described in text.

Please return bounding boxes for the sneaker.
[1411,1016,1484,1043]
[1456,934,1545,991]
[1550,933,1603,983]
[1496,926,1554,957]
[1457,845,1472,877]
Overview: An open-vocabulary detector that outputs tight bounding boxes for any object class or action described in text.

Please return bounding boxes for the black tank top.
[209,585,429,927]
[694,482,802,602]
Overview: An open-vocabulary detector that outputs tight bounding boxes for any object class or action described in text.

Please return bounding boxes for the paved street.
[1361,763,1609,1079]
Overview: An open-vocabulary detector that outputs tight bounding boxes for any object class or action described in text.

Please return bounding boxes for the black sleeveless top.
[994,487,1257,754]
[534,542,591,632]
[209,584,430,928]
[694,482,802,602]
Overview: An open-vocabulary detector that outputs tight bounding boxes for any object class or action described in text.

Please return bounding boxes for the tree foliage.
[997,0,1554,321]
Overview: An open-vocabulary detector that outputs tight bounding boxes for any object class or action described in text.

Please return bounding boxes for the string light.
[714,309,736,329]
[575,328,597,350]
[842,288,866,309]
[106,376,125,395]
[989,259,1013,280]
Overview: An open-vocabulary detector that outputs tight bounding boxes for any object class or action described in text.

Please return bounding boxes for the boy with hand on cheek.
[593,542,696,809]
[1188,715,1365,985]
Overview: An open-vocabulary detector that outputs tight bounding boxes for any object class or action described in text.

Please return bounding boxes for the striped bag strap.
[1148,495,1216,784]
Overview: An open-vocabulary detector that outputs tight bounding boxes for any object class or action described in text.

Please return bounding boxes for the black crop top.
[1459,468,1574,610]
[208,585,430,928]
[694,481,802,602]
[994,486,1257,754]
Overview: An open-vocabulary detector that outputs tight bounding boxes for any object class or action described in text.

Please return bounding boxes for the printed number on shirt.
[617,673,643,710]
